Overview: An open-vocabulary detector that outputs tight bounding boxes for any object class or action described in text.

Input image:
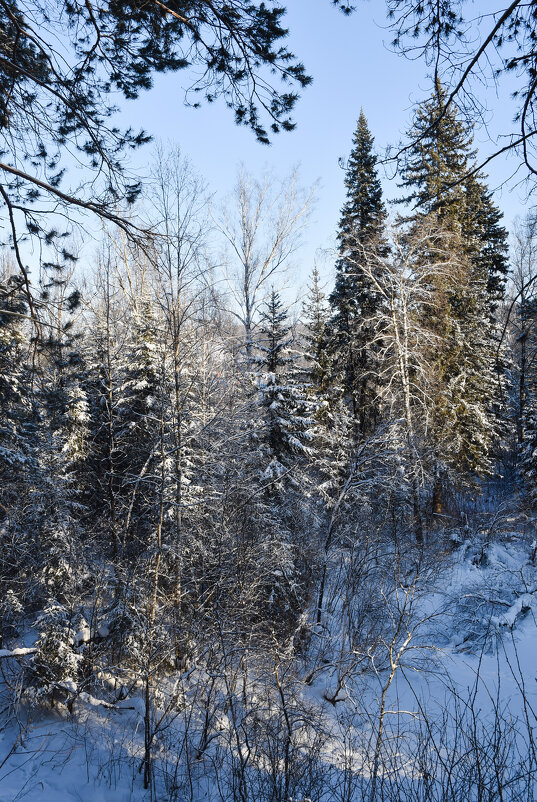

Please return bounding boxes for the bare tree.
[509,213,537,445]
[215,167,315,363]
[354,221,464,535]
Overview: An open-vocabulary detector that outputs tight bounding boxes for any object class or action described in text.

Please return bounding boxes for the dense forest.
[2,1,537,800]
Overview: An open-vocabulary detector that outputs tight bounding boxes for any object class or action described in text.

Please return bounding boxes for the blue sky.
[116,0,529,294]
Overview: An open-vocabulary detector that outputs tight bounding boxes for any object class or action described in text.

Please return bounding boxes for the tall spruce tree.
[399,82,509,313]
[329,110,387,441]
[462,175,509,317]
[398,84,508,510]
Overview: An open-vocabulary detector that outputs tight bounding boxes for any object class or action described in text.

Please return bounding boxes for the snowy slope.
[2,529,537,801]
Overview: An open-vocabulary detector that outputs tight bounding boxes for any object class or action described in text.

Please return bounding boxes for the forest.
[2,1,537,801]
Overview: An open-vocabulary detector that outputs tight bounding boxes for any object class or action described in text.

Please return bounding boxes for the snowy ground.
[2,522,537,801]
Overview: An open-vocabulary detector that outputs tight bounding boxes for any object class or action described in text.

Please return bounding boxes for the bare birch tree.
[215,167,315,362]
[352,221,470,537]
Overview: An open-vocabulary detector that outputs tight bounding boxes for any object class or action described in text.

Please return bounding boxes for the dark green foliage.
[518,287,537,499]
[0,275,37,494]
[302,267,331,399]
[432,254,501,477]
[398,80,472,224]
[520,399,537,505]
[398,85,508,497]
[258,289,291,375]
[0,0,318,276]
[462,175,509,316]
[329,110,387,439]
[399,83,509,314]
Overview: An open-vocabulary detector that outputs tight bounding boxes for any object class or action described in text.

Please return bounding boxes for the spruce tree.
[398,81,472,225]
[431,248,501,478]
[518,289,537,500]
[114,297,169,557]
[0,274,40,611]
[462,175,509,317]
[399,82,509,313]
[303,266,335,445]
[257,289,314,484]
[329,110,387,440]
[398,84,508,508]
[302,266,331,399]
[302,266,350,497]
[0,275,35,494]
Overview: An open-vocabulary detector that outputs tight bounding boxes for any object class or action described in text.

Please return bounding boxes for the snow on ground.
[0,706,148,802]
[2,526,537,801]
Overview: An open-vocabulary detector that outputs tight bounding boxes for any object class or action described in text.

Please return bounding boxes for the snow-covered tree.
[256,289,314,487]
[329,110,387,440]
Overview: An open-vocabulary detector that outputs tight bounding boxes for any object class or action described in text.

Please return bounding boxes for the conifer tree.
[398,84,508,509]
[112,297,169,558]
[399,82,509,312]
[431,249,502,479]
[0,274,40,609]
[329,110,387,440]
[518,305,537,503]
[302,266,331,398]
[256,289,314,485]
[462,175,509,317]
[0,275,35,494]
[302,266,351,499]
[398,81,472,225]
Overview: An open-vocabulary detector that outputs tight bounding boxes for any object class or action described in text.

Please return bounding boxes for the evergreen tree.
[398,85,508,508]
[462,174,509,316]
[0,274,40,612]
[256,289,314,485]
[398,80,472,225]
[302,266,331,399]
[431,247,502,479]
[302,266,351,499]
[399,82,509,313]
[0,275,35,496]
[112,296,169,558]
[520,390,537,506]
[329,110,387,440]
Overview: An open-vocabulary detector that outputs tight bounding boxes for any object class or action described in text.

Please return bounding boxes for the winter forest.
[2,1,537,800]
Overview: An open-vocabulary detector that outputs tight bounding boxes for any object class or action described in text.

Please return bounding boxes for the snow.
[0,710,147,802]
[75,627,91,645]
[2,527,537,800]
[0,647,36,659]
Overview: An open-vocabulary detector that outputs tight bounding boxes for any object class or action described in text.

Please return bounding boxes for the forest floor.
[1,497,537,802]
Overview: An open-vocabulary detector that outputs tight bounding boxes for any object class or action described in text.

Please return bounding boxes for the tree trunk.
[432,470,443,516]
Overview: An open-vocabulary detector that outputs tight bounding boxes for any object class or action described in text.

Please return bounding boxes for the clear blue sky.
[117,0,528,293]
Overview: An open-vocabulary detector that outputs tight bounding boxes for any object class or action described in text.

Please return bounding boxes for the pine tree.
[329,110,387,440]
